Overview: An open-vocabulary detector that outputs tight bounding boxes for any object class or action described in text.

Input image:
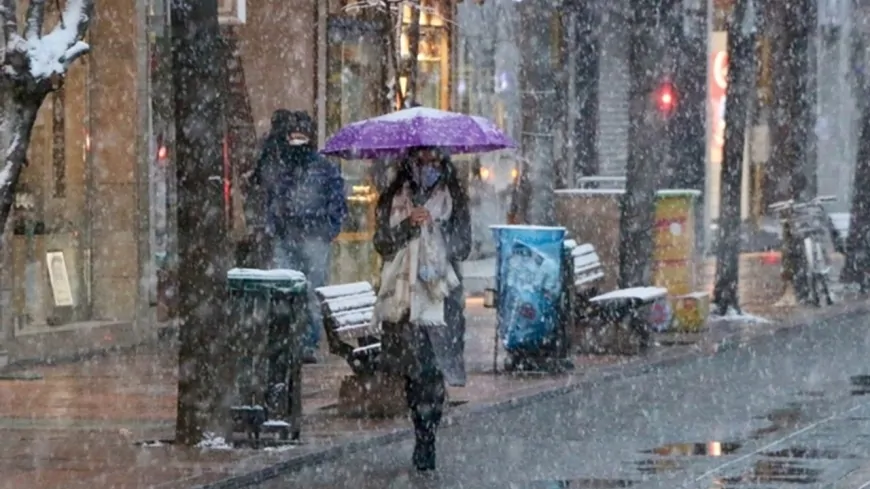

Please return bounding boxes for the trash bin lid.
[227,268,307,293]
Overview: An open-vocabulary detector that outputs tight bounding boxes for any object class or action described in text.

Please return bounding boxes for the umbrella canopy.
[321,107,515,160]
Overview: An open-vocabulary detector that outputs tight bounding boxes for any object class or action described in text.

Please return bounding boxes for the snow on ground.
[264,445,296,453]
[709,307,771,324]
[196,432,233,451]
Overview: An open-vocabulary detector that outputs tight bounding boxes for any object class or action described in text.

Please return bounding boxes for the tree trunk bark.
[404,1,421,107]
[765,0,791,207]
[0,0,95,253]
[171,0,232,446]
[618,0,666,288]
[781,0,814,302]
[713,0,756,315]
[844,29,870,287]
[517,0,557,225]
[570,0,598,181]
[844,94,870,288]
[0,92,45,254]
[382,7,403,111]
[672,0,707,252]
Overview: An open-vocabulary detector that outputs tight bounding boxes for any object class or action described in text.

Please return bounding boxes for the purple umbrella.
[321,107,516,159]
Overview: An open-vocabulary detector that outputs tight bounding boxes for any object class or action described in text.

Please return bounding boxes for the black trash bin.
[226,268,308,446]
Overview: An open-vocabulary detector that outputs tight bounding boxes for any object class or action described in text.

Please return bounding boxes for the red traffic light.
[655,82,677,114]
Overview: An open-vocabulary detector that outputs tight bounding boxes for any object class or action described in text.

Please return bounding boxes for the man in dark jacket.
[254,109,347,362]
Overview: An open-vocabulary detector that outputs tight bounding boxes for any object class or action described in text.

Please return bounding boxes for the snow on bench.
[562,241,667,303]
[315,282,381,372]
[565,241,606,288]
[590,286,668,303]
[316,282,375,299]
[227,268,306,282]
[321,292,377,313]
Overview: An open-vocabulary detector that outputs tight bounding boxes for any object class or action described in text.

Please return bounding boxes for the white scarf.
[374,183,460,326]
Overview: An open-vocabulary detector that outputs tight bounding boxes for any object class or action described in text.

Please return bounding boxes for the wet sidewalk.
[0,252,864,489]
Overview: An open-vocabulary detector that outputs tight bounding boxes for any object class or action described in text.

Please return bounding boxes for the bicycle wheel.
[813,240,834,305]
[803,237,820,306]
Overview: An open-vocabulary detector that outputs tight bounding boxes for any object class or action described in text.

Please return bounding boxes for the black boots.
[404,363,446,472]
[412,434,436,471]
[411,406,440,471]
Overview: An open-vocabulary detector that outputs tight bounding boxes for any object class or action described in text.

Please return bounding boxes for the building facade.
[0,0,148,359]
[0,0,475,359]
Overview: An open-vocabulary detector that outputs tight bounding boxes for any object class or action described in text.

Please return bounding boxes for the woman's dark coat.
[372,158,472,386]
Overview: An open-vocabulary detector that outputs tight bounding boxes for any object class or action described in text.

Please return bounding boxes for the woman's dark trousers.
[382,319,446,471]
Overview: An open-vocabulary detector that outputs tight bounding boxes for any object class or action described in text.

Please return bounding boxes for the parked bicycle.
[769,195,837,307]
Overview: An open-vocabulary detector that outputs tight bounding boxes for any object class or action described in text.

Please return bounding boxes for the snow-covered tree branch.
[0,0,93,250]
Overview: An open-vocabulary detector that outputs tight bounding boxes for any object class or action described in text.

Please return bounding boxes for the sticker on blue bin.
[490,225,565,351]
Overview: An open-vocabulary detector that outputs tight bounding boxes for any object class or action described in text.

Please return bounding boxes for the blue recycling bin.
[490,225,566,352]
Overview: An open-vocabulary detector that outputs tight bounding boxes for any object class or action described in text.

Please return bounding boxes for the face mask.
[420,165,441,189]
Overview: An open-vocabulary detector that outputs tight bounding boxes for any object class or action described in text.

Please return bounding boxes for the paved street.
[257,310,870,489]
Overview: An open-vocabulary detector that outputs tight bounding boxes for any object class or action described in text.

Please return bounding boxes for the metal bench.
[315,282,410,418]
[563,240,669,354]
[315,282,382,375]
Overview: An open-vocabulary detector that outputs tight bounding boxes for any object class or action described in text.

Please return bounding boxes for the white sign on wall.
[46,251,74,307]
[219,0,246,25]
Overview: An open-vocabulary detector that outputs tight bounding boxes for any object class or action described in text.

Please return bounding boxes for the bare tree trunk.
[844,28,870,287]
[172,0,232,446]
[765,0,791,207]
[618,0,666,288]
[845,94,870,289]
[0,0,94,253]
[780,0,815,302]
[382,5,403,111]
[517,0,557,225]
[0,98,43,239]
[568,0,598,181]
[672,0,707,251]
[404,1,421,107]
[713,0,757,315]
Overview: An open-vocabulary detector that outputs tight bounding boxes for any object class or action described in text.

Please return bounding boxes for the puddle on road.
[529,479,637,488]
[796,390,826,398]
[749,404,805,440]
[633,458,683,473]
[719,460,822,485]
[850,375,870,396]
[642,442,741,457]
[761,446,854,460]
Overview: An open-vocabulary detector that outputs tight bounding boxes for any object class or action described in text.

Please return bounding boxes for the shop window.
[399,0,450,109]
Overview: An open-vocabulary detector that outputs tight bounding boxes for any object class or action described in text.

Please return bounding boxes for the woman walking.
[372,146,471,472]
